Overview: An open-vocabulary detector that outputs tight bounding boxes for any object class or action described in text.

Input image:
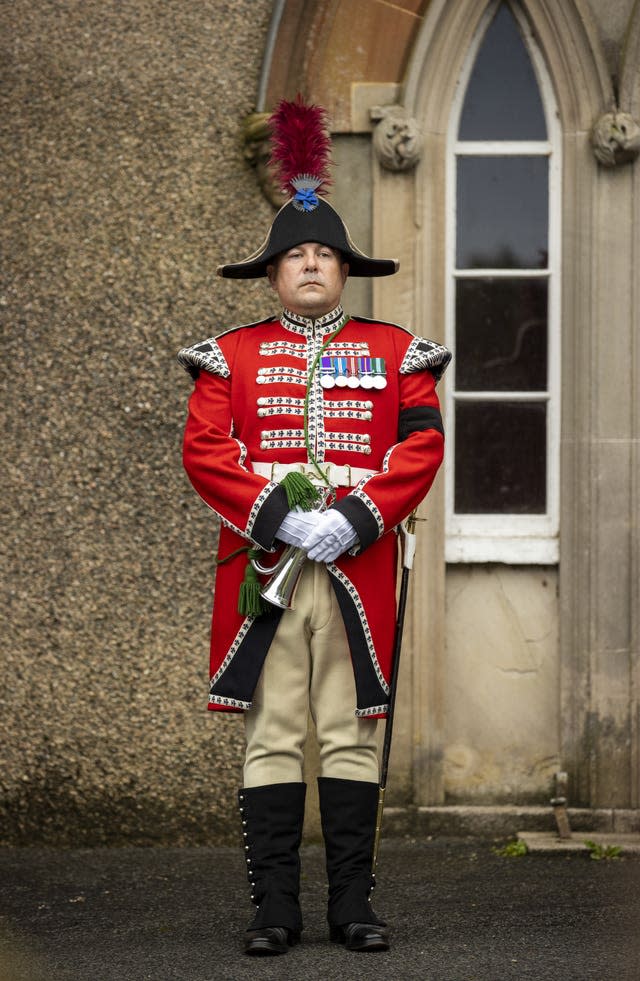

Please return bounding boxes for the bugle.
[251,544,308,610]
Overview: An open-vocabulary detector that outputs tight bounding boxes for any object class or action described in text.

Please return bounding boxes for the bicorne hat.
[217,97,398,280]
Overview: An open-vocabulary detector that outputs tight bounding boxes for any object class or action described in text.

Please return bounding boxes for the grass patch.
[492,838,528,857]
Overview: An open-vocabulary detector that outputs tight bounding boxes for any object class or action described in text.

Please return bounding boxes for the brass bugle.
[251,544,308,610]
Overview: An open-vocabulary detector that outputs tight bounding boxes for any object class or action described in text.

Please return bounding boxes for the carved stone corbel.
[590,110,640,167]
[370,104,423,172]
[242,112,287,209]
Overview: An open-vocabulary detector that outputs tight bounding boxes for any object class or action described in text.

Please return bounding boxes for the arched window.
[445,0,560,563]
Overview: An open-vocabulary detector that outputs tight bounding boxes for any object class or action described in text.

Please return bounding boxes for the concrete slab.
[518,831,640,854]
[382,804,640,839]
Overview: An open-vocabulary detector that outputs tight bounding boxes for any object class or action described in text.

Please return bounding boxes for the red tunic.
[179,306,450,717]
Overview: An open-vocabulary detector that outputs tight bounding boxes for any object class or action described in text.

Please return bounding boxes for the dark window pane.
[455,401,546,513]
[457,156,548,269]
[459,3,547,140]
[456,278,547,391]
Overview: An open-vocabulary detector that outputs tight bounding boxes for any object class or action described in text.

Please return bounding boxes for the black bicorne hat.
[218,198,398,279]
[217,97,398,280]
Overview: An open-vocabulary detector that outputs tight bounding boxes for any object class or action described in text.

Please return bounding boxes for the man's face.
[267,243,349,317]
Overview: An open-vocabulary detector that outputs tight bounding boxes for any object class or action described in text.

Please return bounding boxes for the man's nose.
[303,252,318,270]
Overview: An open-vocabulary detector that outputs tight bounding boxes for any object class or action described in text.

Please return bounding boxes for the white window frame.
[444,0,561,565]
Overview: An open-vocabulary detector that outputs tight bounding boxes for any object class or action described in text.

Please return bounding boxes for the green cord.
[302,314,349,484]
[215,545,250,566]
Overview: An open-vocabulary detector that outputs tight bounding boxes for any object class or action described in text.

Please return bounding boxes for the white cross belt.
[251,461,377,488]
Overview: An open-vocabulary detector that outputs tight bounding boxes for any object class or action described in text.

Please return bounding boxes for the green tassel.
[280,471,322,511]
[238,548,267,617]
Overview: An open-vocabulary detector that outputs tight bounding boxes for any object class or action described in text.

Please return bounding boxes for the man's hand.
[301,510,358,562]
[276,507,322,548]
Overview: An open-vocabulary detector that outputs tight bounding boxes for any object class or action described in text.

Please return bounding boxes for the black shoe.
[244,926,300,955]
[330,922,390,952]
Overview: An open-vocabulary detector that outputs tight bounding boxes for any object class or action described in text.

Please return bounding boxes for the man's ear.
[266,264,277,290]
[341,262,349,284]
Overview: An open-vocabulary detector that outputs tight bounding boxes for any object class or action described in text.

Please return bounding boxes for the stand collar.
[280,305,347,336]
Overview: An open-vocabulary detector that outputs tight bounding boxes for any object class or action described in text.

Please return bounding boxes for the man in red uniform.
[179,99,450,956]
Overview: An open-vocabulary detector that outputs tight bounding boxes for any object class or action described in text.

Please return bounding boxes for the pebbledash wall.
[2,0,639,845]
[1,0,276,845]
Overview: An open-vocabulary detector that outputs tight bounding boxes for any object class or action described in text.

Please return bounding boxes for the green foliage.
[584,839,622,861]
[492,838,528,857]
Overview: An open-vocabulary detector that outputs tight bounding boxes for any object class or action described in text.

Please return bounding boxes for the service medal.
[334,356,349,387]
[371,357,387,390]
[320,355,335,388]
[346,356,360,389]
[359,356,374,389]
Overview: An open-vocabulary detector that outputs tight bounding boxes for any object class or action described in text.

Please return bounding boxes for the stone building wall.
[1,0,274,844]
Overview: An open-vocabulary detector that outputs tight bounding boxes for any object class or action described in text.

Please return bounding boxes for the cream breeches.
[243,560,379,787]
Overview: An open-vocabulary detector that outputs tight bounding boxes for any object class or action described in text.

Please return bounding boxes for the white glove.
[276,507,323,548]
[301,509,358,562]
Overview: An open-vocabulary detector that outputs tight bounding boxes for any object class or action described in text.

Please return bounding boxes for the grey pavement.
[1,838,639,981]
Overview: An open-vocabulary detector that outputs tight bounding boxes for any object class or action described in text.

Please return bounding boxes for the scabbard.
[372,514,417,875]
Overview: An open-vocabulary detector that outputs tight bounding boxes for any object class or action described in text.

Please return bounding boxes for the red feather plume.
[269,95,333,195]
